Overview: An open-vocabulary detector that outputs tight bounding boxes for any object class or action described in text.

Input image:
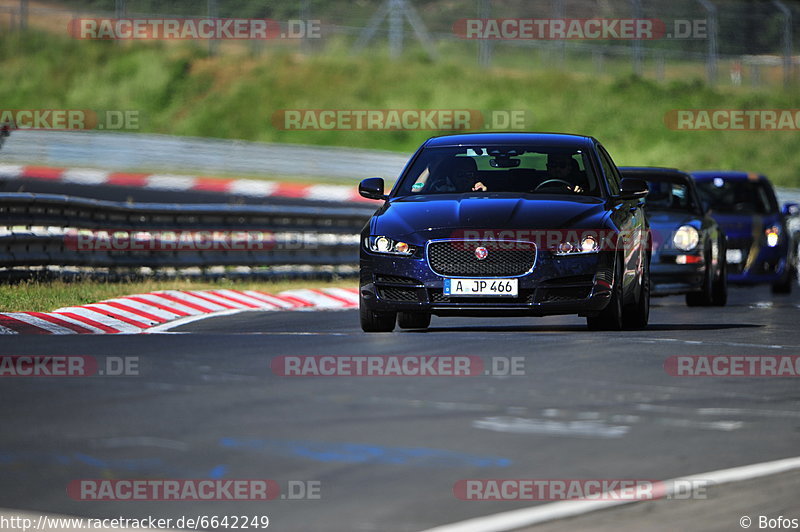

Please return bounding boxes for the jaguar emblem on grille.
[474,246,488,260]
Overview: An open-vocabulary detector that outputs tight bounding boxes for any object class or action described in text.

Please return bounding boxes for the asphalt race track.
[1,285,799,531]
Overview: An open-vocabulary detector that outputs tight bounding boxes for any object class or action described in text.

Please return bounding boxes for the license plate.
[443,278,518,297]
[726,249,743,264]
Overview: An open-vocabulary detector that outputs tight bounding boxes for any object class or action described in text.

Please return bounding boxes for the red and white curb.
[0,164,374,203]
[0,287,359,335]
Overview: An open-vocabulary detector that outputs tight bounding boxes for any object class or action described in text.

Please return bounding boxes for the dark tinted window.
[695,177,778,214]
[644,180,697,213]
[394,146,601,196]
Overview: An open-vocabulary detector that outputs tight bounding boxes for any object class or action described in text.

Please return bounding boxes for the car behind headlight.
[765,226,780,248]
[673,225,699,251]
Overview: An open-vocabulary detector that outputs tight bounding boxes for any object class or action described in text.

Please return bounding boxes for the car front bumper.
[360,249,616,318]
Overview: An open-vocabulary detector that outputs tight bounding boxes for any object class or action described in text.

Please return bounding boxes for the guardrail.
[0,131,410,181]
[0,193,376,278]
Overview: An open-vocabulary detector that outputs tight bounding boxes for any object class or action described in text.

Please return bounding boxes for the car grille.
[378,287,419,302]
[427,241,536,277]
[375,274,421,286]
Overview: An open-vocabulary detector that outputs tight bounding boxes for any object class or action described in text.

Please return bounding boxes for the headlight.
[673,225,699,251]
[554,234,600,255]
[365,236,414,255]
[765,226,780,248]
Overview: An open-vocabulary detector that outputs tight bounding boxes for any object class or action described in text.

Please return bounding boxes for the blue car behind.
[691,171,799,293]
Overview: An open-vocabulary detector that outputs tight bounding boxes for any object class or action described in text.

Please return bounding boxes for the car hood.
[369,194,610,239]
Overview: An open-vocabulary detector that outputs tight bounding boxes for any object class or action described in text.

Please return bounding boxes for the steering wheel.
[535,179,572,191]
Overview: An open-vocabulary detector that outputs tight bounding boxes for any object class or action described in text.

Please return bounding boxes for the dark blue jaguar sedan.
[357,133,651,332]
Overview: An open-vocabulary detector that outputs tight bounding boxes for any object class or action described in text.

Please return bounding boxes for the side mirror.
[701,200,711,214]
[782,202,799,217]
[618,178,649,200]
[359,177,386,200]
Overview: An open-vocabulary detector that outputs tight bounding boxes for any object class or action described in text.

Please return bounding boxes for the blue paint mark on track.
[219,438,511,467]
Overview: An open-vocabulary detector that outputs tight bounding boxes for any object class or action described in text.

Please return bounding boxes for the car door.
[597,144,646,293]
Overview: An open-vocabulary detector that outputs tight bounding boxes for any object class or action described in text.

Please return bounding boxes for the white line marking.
[472,416,629,439]
[419,455,800,532]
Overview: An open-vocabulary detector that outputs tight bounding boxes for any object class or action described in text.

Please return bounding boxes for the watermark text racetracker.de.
[69,18,321,40]
[0,356,139,377]
[272,109,531,131]
[0,109,139,131]
[665,109,800,131]
[271,355,525,377]
[454,478,711,500]
[665,356,800,377]
[453,18,707,40]
[64,229,353,252]
[68,478,321,501]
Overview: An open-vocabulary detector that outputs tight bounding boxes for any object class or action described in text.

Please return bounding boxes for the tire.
[686,254,714,306]
[397,312,431,330]
[587,256,624,331]
[359,296,396,332]
[622,255,650,329]
[711,251,728,306]
[771,266,794,295]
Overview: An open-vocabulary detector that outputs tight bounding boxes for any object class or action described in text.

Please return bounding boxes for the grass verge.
[1,31,799,186]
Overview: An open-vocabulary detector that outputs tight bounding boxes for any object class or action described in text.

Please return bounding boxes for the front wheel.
[587,257,624,331]
[711,252,728,306]
[622,256,650,329]
[360,296,396,332]
[771,266,795,295]
[686,255,714,306]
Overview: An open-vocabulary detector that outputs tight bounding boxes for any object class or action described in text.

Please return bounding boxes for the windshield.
[394,146,601,197]
[695,177,777,214]
[643,180,698,213]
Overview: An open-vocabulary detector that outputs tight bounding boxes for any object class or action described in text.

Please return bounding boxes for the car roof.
[620,166,693,183]
[691,170,768,182]
[423,132,595,148]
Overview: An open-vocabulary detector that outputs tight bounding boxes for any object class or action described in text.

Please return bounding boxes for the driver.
[544,154,588,194]
[431,156,487,192]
